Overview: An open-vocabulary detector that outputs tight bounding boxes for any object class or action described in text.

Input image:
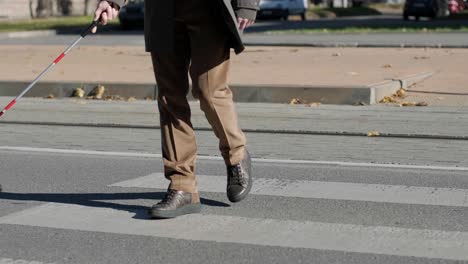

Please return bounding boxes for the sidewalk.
[1,97,467,139]
[0,45,466,105]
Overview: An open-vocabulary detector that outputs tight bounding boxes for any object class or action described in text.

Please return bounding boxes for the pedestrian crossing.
[1,165,468,261]
[112,173,468,207]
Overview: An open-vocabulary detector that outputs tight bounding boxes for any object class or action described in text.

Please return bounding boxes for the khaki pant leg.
[151,22,198,194]
[185,1,247,166]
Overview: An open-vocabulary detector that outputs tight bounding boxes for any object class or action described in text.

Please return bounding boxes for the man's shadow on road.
[0,191,230,220]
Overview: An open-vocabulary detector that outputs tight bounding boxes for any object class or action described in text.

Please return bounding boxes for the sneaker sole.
[148,203,202,219]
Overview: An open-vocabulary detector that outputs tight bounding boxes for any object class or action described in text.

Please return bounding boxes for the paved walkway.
[0,45,467,106]
[1,98,467,139]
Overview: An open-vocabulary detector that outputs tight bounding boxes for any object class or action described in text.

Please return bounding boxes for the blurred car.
[257,0,309,20]
[118,0,144,29]
[403,0,448,20]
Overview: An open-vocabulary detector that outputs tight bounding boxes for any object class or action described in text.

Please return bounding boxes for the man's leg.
[149,21,201,218]
[186,2,246,167]
[184,0,252,202]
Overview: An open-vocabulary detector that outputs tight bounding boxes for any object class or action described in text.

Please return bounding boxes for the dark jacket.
[110,0,260,54]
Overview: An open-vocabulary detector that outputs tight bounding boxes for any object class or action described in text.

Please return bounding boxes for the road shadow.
[0,191,230,220]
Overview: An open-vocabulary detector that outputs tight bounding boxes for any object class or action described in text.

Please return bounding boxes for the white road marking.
[1,146,467,171]
[0,258,55,264]
[112,173,468,207]
[1,203,468,261]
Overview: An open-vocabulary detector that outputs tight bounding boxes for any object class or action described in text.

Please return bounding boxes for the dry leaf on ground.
[379,96,397,103]
[72,88,85,98]
[416,101,428,106]
[89,85,106,100]
[45,94,55,99]
[127,97,137,102]
[332,53,341,57]
[367,131,380,137]
[382,64,392,68]
[400,102,417,107]
[289,98,304,105]
[306,102,321,107]
[394,88,406,98]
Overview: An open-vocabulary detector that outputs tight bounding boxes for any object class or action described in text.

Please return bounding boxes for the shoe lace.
[229,164,247,186]
[159,189,177,204]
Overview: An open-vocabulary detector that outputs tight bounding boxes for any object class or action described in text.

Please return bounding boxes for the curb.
[0,72,433,105]
[368,71,434,104]
[0,30,56,40]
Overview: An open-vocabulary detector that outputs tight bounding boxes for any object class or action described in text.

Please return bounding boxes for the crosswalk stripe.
[1,203,467,261]
[111,173,468,207]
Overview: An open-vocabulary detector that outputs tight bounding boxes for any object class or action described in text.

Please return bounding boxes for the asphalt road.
[2,16,468,48]
[1,121,468,263]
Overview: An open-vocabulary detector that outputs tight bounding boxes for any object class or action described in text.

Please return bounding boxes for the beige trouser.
[151,0,246,194]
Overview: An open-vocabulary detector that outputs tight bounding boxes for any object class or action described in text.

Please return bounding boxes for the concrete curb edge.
[0,72,434,105]
[368,71,434,104]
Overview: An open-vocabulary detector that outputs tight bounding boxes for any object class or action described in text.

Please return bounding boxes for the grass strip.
[0,16,119,33]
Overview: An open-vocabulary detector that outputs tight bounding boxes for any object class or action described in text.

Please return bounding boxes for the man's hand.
[92,1,119,33]
[237,17,255,31]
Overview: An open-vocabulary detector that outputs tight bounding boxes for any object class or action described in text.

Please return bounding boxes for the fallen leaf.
[89,85,106,100]
[45,94,55,99]
[332,52,341,57]
[144,96,153,101]
[400,102,417,107]
[379,96,397,103]
[306,102,321,107]
[382,64,392,68]
[367,131,380,137]
[394,88,406,98]
[72,88,85,98]
[127,97,137,102]
[416,101,428,106]
[289,98,304,105]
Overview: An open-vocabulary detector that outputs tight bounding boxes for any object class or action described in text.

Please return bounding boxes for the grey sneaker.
[226,149,252,203]
[149,189,202,219]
